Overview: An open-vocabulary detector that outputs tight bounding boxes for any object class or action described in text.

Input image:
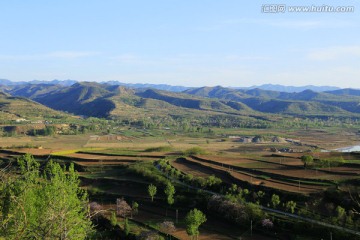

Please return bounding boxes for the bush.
[315,157,345,168]
[128,162,168,185]
[207,195,264,225]
[183,147,206,156]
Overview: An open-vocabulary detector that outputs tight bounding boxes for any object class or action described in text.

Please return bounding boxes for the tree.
[349,188,360,215]
[44,125,56,136]
[285,201,297,214]
[271,194,281,209]
[110,211,118,227]
[257,191,265,199]
[184,174,194,184]
[137,230,160,240]
[124,218,130,236]
[229,184,238,194]
[185,208,207,240]
[116,198,132,218]
[164,182,176,206]
[159,221,176,239]
[131,201,139,218]
[89,202,103,221]
[336,206,346,224]
[206,175,222,188]
[148,184,157,202]
[17,153,39,174]
[261,219,274,229]
[245,203,264,222]
[300,155,314,168]
[0,154,93,240]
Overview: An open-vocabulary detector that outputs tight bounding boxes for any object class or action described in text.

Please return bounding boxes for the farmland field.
[1,126,360,239]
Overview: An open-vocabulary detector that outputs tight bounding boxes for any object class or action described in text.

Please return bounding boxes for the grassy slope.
[0,93,69,120]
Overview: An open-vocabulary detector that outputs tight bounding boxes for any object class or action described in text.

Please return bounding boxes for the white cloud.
[308,46,360,60]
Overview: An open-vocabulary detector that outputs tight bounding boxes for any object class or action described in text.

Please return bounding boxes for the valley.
[1,82,360,239]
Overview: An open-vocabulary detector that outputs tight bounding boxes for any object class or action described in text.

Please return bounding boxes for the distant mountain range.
[104,81,189,92]
[0,79,346,93]
[0,79,77,86]
[236,84,341,93]
[2,82,360,121]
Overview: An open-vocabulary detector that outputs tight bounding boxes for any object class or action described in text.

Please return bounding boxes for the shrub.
[183,147,206,156]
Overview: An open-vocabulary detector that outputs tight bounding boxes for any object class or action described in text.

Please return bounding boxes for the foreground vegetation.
[0,154,93,239]
[0,108,360,239]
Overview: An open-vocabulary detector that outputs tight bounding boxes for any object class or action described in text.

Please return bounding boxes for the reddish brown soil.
[198,155,256,165]
[7,148,55,155]
[76,161,130,166]
[170,158,234,184]
[197,154,359,181]
[67,153,147,161]
[185,157,325,194]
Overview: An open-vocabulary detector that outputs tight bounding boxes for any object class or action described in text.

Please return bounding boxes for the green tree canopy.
[185,208,207,240]
[0,154,93,240]
[148,184,157,202]
[300,155,314,168]
[271,194,281,209]
[285,201,297,214]
[164,181,176,206]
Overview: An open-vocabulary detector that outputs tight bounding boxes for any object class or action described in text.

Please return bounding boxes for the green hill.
[30,82,115,117]
[4,83,360,119]
[184,86,360,116]
[0,92,69,121]
[6,83,63,99]
[326,88,360,97]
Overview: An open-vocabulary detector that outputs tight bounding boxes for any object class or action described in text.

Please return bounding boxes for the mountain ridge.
[2,82,360,120]
[0,79,348,93]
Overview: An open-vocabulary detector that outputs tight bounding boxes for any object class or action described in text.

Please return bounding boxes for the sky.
[0,0,359,88]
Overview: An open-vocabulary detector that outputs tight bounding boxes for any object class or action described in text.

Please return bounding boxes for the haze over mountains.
[0,79,344,93]
[1,80,360,121]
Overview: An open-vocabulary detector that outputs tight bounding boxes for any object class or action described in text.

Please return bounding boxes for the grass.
[117,218,150,235]
[51,147,105,156]
[344,160,360,164]
[144,146,173,152]
[81,168,128,179]
[258,175,271,180]
[80,148,141,156]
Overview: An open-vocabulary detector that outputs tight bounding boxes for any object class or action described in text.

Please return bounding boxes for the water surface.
[336,145,360,152]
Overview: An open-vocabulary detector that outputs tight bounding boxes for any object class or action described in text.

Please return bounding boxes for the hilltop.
[0,90,70,121]
[2,82,360,122]
[0,79,344,92]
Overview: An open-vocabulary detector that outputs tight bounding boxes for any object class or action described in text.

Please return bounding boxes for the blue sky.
[0,1,359,87]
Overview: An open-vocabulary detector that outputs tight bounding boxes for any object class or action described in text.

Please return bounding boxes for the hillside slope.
[4,83,360,119]
[0,92,69,121]
[185,86,360,115]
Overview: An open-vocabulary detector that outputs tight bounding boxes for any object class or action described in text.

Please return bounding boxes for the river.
[336,145,360,152]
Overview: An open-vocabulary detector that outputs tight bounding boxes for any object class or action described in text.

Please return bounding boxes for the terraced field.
[182,156,328,194]
[3,148,359,195]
